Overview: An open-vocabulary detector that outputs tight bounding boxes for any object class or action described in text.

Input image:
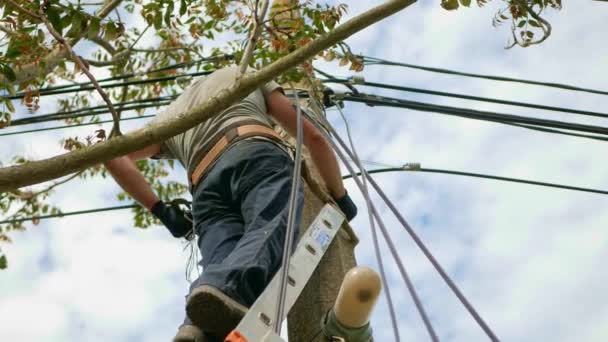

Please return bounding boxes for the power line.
[327,78,608,119]
[362,55,608,96]
[0,115,155,137]
[4,72,212,100]
[5,164,607,225]
[343,167,608,196]
[3,54,234,100]
[341,93,608,138]
[0,204,138,225]
[6,90,608,143]
[9,98,173,126]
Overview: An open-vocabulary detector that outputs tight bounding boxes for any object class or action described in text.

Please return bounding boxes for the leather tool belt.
[190,120,283,187]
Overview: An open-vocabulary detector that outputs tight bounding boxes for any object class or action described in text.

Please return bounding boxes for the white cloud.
[2,1,608,341]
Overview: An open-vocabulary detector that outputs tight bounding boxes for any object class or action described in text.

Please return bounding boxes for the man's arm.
[104,143,193,237]
[104,144,161,210]
[265,89,346,200]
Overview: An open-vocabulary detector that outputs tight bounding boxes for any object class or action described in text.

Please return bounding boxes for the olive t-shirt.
[148,66,282,182]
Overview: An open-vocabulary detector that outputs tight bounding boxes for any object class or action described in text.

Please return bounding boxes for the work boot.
[173,324,205,342]
[186,285,248,339]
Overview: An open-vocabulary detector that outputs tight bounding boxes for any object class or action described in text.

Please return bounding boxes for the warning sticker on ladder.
[309,223,332,251]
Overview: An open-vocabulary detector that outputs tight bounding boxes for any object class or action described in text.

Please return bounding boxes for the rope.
[334,101,401,341]
[293,103,440,340]
[319,117,440,342]
[273,84,305,334]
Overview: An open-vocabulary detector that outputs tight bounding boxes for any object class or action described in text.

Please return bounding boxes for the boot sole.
[186,286,247,339]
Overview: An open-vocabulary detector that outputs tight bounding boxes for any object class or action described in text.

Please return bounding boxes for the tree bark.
[0,0,416,191]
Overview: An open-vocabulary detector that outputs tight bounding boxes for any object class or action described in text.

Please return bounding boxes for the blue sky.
[1,1,608,341]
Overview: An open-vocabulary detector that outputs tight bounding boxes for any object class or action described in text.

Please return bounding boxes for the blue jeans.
[185,140,304,337]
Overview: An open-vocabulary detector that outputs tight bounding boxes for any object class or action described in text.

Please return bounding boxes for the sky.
[1,1,608,341]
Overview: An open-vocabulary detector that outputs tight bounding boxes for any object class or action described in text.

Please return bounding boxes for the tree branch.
[40,6,122,137]
[0,0,123,85]
[89,35,117,54]
[29,171,84,198]
[83,49,130,67]
[238,0,271,77]
[0,0,417,191]
[0,23,21,39]
[4,0,42,20]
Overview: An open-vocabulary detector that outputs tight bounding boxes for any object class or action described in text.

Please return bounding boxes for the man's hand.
[335,191,357,222]
[151,201,194,238]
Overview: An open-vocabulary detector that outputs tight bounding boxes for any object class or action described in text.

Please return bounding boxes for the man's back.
[150,66,281,181]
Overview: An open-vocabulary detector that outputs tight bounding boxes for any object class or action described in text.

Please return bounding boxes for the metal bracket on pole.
[226,204,345,342]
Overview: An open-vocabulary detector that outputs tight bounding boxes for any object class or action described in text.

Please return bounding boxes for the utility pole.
[268,1,360,340]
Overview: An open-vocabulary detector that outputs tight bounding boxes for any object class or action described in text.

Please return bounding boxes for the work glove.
[335,191,357,222]
[151,200,194,239]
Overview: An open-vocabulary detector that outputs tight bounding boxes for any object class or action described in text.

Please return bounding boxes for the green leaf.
[47,6,63,35]
[5,99,15,113]
[104,22,118,41]
[66,12,85,38]
[165,1,175,26]
[0,254,6,270]
[459,0,471,7]
[1,65,16,82]
[179,0,187,16]
[37,29,45,43]
[518,20,527,28]
[5,40,22,58]
[528,19,541,27]
[87,17,101,39]
[153,12,162,30]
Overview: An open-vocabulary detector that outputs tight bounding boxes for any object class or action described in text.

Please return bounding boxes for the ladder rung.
[226,204,345,342]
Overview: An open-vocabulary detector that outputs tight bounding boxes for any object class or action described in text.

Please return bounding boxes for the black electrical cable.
[4,71,213,100]
[342,167,608,196]
[0,115,155,137]
[327,78,608,119]
[499,121,608,142]
[6,90,608,143]
[0,204,138,225]
[9,99,172,126]
[342,93,608,136]
[362,56,608,96]
[4,54,234,100]
[4,165,607,225]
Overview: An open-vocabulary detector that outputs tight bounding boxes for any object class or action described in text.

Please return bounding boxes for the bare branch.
[238,0,271,78]
[128,24,150,50]
[40,5,122,136]
[133,47,199,53]
[0,0,417,191]
[83,49,130,67]
[89,36,117,54]
[29,171,84,198]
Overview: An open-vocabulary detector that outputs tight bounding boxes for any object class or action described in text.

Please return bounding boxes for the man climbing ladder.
[104,65,357,342]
